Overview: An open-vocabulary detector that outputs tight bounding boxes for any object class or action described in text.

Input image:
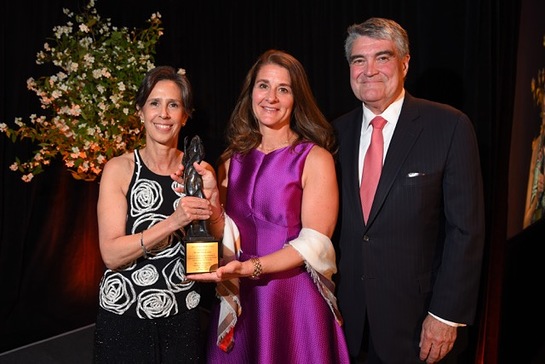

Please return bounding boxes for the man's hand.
[419,314,457,363]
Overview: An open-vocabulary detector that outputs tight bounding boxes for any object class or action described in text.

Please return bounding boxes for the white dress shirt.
[358,90,404,186]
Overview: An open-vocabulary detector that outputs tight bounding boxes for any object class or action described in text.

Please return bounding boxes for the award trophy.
[182,135,220,274]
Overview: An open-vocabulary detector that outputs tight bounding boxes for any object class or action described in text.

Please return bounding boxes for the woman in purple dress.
[188,49,349,363]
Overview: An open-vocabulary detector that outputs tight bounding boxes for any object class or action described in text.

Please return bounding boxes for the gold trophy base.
[184,239,219,274]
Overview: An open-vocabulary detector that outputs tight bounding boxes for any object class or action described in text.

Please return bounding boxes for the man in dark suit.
[332,18,485,363]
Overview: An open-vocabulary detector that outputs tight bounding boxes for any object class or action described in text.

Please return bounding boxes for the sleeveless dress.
[94,149,202,363]
[206,142,350,364]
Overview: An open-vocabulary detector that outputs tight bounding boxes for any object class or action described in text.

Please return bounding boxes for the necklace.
[259,135,297,153]
[260,140,289,153]
[140,148,182,173]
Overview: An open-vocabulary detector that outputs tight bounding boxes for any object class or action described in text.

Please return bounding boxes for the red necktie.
[360,116,387,223]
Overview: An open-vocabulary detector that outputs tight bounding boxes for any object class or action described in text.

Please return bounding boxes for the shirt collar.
[362,89,405,129]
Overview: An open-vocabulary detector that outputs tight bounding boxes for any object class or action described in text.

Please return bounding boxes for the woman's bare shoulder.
[101,151,135,185]
[306,144,334,166]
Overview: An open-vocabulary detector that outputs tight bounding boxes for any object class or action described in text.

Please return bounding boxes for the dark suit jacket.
[332,93,485,362]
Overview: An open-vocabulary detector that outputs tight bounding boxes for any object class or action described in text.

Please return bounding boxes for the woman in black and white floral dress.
[93,66,223,363]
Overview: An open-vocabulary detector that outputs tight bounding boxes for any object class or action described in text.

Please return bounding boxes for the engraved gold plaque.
[184,239,219,274]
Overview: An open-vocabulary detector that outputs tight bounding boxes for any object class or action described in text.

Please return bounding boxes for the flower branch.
[0,0,163,182]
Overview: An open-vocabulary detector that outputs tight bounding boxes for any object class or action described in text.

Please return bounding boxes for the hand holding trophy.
[182,135,220,273]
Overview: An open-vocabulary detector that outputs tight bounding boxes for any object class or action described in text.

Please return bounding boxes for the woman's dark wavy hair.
[220,49,335,162]
[135,65,194,118]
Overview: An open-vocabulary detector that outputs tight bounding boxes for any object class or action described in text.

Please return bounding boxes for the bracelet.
[249,257,262,280]
[209,206,225,224]
[140,231,149,258]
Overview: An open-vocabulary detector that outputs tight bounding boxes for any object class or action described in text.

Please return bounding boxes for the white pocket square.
[407,172,425,177]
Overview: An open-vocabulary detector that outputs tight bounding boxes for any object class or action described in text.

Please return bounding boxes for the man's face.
[348,36,409,114]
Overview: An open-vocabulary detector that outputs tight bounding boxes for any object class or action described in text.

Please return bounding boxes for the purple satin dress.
[206,142,350,363]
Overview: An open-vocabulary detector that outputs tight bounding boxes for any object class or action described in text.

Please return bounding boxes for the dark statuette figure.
[183,135,209,237]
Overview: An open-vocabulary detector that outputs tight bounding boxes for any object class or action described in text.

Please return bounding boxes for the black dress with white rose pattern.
[98,149,201,319]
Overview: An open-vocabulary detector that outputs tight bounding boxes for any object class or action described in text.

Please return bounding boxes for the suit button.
[360,275,365,281]
[363,235,370,242]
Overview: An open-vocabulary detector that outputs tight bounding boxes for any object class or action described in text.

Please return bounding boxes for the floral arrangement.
[531,35,545,114]
[0,0,163,182]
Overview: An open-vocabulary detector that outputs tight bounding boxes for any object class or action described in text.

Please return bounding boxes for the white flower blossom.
[92,69,103,79]
[51,90,62,99]
[22,174,34,182]
[26,78,36,89]
[80,37,93,48]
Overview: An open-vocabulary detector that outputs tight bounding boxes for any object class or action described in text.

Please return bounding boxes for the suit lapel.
[340,108,366,223]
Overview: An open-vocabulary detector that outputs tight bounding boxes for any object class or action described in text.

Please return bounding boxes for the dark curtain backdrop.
[0,0,523,361]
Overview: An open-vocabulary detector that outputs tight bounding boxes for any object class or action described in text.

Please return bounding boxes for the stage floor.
[0,324,94,364]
